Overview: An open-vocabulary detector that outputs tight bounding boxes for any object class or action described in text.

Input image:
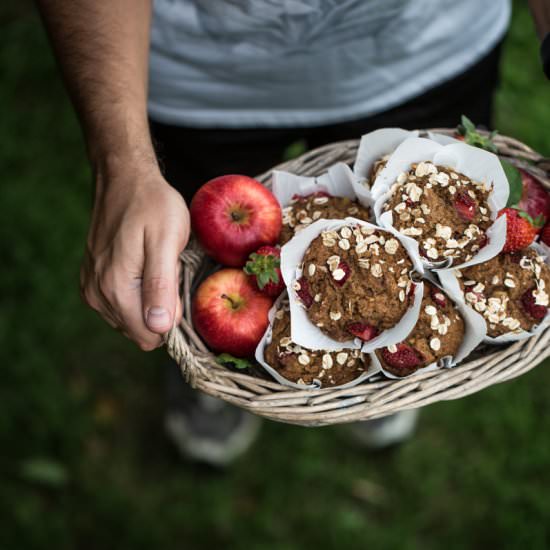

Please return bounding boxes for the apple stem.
[230,211,242,222]
[221,293,237,309]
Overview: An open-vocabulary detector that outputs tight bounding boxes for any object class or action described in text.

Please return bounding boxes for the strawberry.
[517,169,550,227]
[454,191,477,221]
[347,322,379,342]
[539,223,550,247]
[244,246,284,298]
[295,277,313,308]
[521,288,547,321]
[430,287,447,308]
[334,260,351,286]
[498,208,541,253]
[381,343,424,373]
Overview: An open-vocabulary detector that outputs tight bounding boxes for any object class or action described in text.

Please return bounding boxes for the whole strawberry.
[244,246,284,298]
[540,223,550,247]
[498,208,541,253]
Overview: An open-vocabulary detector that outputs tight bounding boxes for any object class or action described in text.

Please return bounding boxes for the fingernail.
[146,307,169,329]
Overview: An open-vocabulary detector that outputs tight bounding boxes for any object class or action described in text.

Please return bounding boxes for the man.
[37,0,550,465]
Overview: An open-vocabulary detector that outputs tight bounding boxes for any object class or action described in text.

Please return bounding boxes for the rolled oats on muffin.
[382,162,493,264]
[292,223,417,343]
[280,192,371,245]
[263,299,371,387]
[376,282,465,377]
[456,247,550,337]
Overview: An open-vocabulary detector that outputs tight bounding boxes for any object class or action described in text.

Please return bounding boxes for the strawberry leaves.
[456,115,524,209]
[501,159,523,208]
[457,115,498,153]
[244,251,281,290]
[217,353,252,369]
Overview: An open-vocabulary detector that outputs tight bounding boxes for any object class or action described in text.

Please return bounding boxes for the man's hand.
[80,163,190,350]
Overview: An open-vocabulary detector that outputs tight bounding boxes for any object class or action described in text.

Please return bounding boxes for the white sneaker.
[343,409,419,449]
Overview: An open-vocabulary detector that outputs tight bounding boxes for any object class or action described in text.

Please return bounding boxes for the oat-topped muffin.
[376,282,465,377]
[264,300,370,386]
[293,224,415,342]
[383,162,492,264]
[280,192,371,245]
[369,154,390,185]
[457,248,550,337]
[369,154,391,187]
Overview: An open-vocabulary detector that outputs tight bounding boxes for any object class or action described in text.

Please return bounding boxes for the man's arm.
[528,0,550,79]
[36,0,190,350]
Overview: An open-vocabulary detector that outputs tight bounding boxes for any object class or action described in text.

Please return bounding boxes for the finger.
[141,232,181,334]
[100,270,163,351]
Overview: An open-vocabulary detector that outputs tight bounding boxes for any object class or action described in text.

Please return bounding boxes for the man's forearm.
[36,0,155,173]
[528,0,550,38]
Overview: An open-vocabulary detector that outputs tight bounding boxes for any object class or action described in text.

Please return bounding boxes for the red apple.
[517,169,550,227]
[190,175,282,266]
[192,268,273,357]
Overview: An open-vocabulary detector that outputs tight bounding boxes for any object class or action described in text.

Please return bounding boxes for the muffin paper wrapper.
[437,242,550,344]
[370,136,509,270]
[272,162,372,209]
[280,217,425,353]
[254,293,381,390]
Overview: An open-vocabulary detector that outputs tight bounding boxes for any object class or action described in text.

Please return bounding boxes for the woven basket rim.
[165,128,550,426]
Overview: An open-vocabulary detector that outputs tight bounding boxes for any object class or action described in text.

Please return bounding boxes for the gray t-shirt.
[148,0,510,128]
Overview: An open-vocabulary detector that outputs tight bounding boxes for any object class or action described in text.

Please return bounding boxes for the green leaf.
[461,115,476,133]
[19,457,69,487]
[217,353,252,369]
[501,159,523,207]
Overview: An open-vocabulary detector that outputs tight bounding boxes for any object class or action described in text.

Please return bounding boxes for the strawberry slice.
[295,277,313,308]
[430,287,447,308]
[334,260,351,287]
[381,343,424,373]
[521,288,547,321]
[347,322,379,342]
[454,191,476,221]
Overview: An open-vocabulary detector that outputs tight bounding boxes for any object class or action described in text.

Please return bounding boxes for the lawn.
[1,2,550,549]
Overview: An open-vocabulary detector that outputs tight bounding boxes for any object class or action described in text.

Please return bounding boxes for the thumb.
[142,234,181,334]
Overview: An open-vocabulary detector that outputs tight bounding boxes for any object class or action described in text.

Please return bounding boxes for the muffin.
[382,162,493,264]
[293,224,416,342]
[457,248,550,337]
[369,154,390,185]
[280,192,371,245]
[376,282,465,377]
[264,300,370,386]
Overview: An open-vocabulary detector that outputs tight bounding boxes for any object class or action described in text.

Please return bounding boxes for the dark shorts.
[150,42,502,204]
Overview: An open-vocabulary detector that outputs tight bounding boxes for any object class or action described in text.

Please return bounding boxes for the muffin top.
[376,282,465,377]
[293,224,415,342]
[280,192,371,245]
[264,301,370,387]
[457,248,550,337]
[383,162,492,264]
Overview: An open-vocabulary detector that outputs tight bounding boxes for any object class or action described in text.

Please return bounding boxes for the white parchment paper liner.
[280,217,425,353]
[370,136,509,270]
[255,293,381,390]
[376,276,487,379]
[272,162,372,209]
[352,128,419,203]
[437,242,550,344]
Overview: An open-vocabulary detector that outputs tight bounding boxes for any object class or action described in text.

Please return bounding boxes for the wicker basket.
[165,128,550,427]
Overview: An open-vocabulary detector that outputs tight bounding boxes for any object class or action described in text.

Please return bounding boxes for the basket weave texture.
[165,128,550,426]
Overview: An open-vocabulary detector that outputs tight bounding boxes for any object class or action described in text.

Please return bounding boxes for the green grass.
[2,2,550,549]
